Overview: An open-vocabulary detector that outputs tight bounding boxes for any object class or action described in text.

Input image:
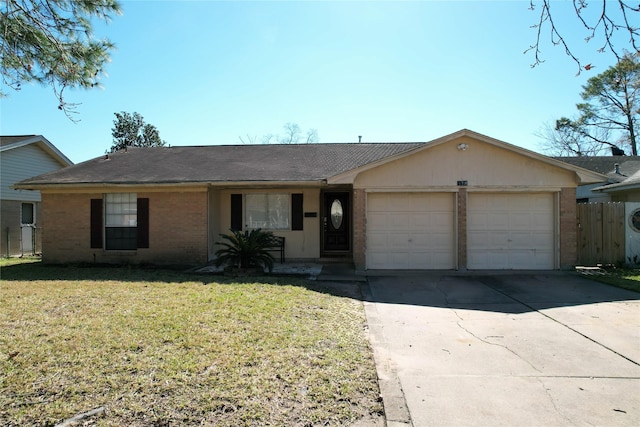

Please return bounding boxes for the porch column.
[457,188,467,270]
[352,188,366,271]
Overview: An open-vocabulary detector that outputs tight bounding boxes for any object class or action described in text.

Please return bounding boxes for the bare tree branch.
[526,0,639,75]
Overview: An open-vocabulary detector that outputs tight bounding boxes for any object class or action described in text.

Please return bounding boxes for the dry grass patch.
[0,260,382,426]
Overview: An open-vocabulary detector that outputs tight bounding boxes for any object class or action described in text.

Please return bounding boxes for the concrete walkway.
[362,272,640,426]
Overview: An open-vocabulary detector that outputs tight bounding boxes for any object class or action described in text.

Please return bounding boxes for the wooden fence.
[576,202,626,266]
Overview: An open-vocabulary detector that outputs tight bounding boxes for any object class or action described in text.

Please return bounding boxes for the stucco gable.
[330,130,606,187]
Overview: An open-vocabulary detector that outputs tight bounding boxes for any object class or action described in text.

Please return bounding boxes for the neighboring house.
[15,129,605,271]
[555,156,640,202]
[592,169,640,202]
[1,135,73,256]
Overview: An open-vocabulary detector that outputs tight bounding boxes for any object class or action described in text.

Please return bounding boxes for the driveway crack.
[535,376,581,426]
[452,312,579,425]
[478,277,640,367]
[451,309,543,374]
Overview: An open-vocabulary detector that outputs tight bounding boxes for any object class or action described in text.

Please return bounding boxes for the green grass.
[578,267,640,292]
[0,259,382,426]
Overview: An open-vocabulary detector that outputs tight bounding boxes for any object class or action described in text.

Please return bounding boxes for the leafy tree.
[543,54,640,156]
[540,53,639,156]
[110,111,166,152]
[238,122,319,144]
[577,52,639,154]
[526,1,639,74]
[1,0,122,118]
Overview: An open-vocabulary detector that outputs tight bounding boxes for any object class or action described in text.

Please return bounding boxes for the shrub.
[215,229,276,272]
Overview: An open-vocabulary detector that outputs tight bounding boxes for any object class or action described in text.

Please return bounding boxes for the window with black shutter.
[231,194,243,230]
[292,193,303,230]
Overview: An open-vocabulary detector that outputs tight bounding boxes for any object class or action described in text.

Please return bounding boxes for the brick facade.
[457,188,467,270]
[352,189,366,270]
[40,187,578,269]
[42,190,208,265]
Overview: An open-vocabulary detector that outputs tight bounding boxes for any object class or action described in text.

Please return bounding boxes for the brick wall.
[42,190,208,265]
[457,189,467,270]
[352,189,366,270]
[559,187,577,269]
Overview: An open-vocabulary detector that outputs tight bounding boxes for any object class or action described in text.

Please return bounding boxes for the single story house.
[591,169,640,202]
[15,129,606,271]
[555,156,640,202]
[1,135,73,256]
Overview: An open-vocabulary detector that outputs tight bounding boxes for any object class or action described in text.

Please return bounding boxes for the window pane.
[21,203,34,225]
[246,194,268,229]
[268,194,289,229]
[105,193,137,248]
[105,227,137,250]
[245,193,289,230]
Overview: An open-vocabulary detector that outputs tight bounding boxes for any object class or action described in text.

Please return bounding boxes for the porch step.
[316,263,366,282]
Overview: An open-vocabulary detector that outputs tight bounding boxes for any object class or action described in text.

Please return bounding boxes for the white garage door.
[468,193,555,269]
[367,193,455,269]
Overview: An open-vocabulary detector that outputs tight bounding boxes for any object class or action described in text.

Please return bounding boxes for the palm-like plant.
[214,229,276,272]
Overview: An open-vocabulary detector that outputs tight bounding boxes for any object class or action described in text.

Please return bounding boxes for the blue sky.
[1,0,632,163]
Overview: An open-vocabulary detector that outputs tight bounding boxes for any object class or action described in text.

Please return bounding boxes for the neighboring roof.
[555,156,640,183]
[0,135,74,167]
[594,169,640,193]
[15,129,607,189]
[0,135,37,147]
[15,142,425,187]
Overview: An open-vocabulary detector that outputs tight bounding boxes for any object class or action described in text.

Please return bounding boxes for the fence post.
[5,227,9,258]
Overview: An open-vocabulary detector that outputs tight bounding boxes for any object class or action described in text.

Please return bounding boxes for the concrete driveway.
[362,272,640,426]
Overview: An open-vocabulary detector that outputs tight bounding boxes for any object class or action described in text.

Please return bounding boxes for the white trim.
[1,135,73,166]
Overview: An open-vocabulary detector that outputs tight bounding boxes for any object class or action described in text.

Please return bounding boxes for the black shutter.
[90,198,103,248]
[137,198,149,248]
[231,194,243,230]
[292,193,303,230]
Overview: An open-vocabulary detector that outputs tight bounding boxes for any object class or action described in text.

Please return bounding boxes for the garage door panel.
[468,193,555,270]
[389,214,409,229]
[367,212,389,227]
[367,193,455,269]
[411,233,431,249]
[432,212,454,227]
[389,233,411,249]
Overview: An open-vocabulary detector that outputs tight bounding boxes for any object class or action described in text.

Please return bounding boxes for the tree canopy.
[110,111,166,152]
[1,0,121,117]
[540,52,639,156]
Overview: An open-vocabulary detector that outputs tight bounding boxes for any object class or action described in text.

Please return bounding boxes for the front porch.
[193,261,364,281]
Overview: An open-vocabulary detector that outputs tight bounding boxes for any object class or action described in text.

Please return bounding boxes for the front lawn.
[0,259,382,426]
[577,266,640,292]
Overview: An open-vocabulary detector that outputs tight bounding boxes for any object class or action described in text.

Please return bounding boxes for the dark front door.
[322,192,350,253]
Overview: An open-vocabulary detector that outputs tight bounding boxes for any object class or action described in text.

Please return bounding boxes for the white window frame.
[104,193,138,250]
[245,193,290,230]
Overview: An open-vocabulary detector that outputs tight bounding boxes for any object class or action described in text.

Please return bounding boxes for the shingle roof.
[554,156,640,182]
[0,135,38,147]
[17,143,425,186]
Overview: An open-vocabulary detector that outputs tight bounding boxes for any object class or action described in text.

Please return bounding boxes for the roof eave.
[14,179,327,191]
[0,135,73,166]
[593,181,640,193]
